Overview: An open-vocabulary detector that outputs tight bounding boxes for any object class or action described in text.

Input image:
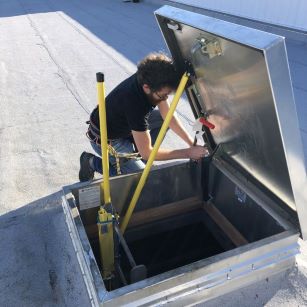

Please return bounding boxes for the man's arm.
[132,130,207,161]
[158,100,194,146]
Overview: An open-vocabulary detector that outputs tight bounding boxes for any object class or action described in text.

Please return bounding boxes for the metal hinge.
[196,37,222,59]
[166,20,181,31]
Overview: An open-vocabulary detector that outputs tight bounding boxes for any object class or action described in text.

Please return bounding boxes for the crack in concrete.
[17,0,90,115]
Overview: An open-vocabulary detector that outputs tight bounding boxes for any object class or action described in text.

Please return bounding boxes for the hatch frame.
[62,161,299,306]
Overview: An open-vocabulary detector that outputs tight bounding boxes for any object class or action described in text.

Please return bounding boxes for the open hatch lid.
[155,6,307,239]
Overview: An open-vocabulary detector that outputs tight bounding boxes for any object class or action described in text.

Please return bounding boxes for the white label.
[78,185,100,210]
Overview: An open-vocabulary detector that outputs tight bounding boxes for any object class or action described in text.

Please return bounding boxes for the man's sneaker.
[79,152,95,182]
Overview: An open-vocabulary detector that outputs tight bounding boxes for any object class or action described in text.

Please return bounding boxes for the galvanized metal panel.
[155,6,307,238]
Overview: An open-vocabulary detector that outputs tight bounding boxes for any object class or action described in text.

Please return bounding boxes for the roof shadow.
[0,0,167,64]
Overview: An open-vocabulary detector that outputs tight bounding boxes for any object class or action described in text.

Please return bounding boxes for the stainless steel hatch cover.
[155,6,307,239]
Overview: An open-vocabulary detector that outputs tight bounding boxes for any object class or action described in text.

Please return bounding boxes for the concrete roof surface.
[0,0,306,306]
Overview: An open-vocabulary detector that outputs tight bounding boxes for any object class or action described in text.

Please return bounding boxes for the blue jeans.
[91,110,164,176]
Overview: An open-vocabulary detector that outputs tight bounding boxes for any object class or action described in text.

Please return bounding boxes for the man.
[79,53,208,181]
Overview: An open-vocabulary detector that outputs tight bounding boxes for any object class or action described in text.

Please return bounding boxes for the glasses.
[154,91,169,101]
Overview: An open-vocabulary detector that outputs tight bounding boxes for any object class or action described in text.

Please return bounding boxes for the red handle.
[199,117,215,129]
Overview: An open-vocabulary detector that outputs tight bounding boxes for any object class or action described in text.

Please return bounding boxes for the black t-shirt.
[91,74,155,139]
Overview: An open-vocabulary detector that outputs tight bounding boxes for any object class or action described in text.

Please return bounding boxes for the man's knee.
[120,159,145,174]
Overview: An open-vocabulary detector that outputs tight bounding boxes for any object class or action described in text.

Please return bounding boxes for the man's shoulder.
[110,74,137,96]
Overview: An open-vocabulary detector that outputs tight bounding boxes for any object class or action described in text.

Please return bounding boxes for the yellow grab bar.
[97,72,111,205]
[96,72,114,279]
[120,72,189,233]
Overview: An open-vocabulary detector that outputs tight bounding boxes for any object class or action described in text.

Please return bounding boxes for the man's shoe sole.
[79,152,95,182]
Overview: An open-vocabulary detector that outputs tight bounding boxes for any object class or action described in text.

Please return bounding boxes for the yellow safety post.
[120,72,190,233]
[96,72,115,279]
[97,72,111,204]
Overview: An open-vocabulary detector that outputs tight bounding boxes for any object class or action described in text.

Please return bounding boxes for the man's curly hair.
[136,53,180,91]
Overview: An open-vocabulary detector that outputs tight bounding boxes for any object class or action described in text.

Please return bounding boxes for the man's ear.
[142,84,151,94]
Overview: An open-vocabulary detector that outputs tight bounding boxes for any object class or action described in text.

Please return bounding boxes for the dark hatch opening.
[87,208,226,291]
[124,219,224,277]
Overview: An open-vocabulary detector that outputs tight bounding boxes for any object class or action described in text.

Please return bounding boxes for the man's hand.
[187,145,209,161]
[132,130,209,161]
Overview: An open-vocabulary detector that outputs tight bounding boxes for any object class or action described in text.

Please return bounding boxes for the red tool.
[193,117,215,146]
[199,117,215,130]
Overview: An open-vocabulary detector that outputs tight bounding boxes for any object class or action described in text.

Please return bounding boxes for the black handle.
[96,72,104,82]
